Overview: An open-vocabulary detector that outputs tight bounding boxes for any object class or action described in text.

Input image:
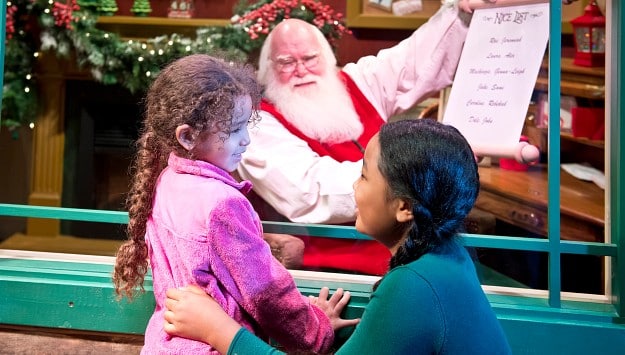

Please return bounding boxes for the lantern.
[570,0,606,67]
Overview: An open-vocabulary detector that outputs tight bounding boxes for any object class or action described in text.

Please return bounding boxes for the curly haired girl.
[113,54,355,354]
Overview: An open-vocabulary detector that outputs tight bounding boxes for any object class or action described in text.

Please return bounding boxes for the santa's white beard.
[264,72,363,144]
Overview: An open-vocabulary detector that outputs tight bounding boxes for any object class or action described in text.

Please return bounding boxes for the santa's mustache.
[288,76,318,89]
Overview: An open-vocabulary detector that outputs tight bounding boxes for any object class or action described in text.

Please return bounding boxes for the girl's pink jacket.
[141,153,333,354]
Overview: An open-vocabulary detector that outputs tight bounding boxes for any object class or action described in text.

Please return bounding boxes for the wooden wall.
[110,0,411,65]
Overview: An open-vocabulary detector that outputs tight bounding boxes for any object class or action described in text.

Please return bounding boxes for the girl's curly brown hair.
[112,54,262,300]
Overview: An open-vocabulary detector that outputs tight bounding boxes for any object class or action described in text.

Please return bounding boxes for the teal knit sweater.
[229,241,512,354]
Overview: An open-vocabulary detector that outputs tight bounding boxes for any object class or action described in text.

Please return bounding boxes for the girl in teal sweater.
[163,119,512,354]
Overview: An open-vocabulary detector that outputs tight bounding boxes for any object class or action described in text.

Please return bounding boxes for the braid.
[390,202,438,269]
[372,119,479,291]
[113,130,165,300]
[112,55,261,300]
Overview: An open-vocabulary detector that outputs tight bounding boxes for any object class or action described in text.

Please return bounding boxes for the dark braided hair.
[112,54,262,300]
[374,119,479,288]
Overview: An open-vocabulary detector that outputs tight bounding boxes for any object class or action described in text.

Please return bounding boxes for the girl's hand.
[309,287,360,331]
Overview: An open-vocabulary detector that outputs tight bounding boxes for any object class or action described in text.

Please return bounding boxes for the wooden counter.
[475,165,605,242]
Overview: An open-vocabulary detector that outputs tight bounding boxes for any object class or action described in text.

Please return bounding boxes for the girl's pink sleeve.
[207,196,334,353]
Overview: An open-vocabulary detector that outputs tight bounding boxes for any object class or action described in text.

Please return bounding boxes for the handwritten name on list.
[443,2,549,154]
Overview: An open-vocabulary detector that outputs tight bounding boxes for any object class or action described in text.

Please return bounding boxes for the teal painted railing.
[0,203,619,257]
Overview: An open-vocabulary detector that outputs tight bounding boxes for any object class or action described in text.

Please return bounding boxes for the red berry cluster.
[52,0,80,30]
[5,3,17,41]
[234,0,351,45]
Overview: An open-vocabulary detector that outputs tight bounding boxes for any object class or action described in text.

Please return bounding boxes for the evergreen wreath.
[2,0,351,131]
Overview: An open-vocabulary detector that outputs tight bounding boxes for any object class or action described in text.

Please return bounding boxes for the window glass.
[0,1,613,304]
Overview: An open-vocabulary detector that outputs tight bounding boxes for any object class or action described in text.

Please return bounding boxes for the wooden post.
[26,53,67,237]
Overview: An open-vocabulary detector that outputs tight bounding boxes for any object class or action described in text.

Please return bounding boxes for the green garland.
[2,0,350,130]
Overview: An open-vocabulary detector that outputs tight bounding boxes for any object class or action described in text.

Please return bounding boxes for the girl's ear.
[175,124,194,151]
[396,199,414,223]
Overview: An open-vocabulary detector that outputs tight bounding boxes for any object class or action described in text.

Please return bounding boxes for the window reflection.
[0,1,612,304]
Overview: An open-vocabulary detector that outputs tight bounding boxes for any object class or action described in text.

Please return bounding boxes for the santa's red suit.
[260,72,390,275]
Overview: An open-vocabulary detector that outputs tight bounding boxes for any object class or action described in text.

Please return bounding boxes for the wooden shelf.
[477,165,604,242]
[529,126,604,149]
[96,16,230,39]
[535,77,605,100]
[560,131,605,149]
[529,56,605,170]
[524,125,605,171]
[536,57,605,99]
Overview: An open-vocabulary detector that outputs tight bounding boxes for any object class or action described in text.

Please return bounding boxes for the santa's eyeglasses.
[273,54,320,73]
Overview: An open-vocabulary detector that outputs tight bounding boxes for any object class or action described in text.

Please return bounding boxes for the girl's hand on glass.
[309,287,360,331]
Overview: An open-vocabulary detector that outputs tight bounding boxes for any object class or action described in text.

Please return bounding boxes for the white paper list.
[443,2,549,158]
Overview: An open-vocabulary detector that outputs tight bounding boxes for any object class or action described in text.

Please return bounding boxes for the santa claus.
[237,0,538,275]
